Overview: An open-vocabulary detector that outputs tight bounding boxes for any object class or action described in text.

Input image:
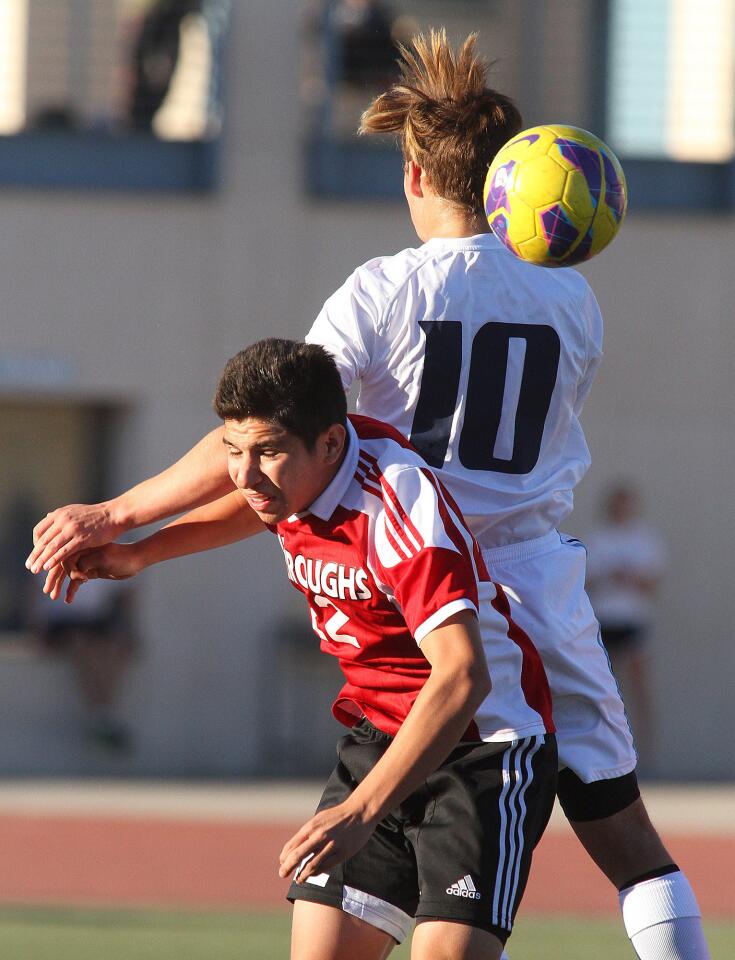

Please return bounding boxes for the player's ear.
[321,423,347,466]
[405,160,424,198]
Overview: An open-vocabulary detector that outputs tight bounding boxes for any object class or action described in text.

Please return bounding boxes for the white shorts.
[482,531,637,784]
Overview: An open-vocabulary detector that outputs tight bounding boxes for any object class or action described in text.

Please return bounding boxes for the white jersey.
[306,232,603,548]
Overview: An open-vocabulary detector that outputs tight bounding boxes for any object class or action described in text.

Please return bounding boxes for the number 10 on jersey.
[409,321,560,475]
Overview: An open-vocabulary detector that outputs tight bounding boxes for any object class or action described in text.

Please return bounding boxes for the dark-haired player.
[73,337,558,960]
[28,30,709,960]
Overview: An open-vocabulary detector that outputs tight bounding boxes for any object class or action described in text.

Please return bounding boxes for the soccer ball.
[483,124,628,267]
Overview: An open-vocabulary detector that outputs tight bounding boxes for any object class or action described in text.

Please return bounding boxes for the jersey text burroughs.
[279,539,373,601]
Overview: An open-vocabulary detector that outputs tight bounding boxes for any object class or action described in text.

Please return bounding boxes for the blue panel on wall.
[305,137,403,201]
[622,158,735,211]
[0,133,220,192]
[306,135,735,212]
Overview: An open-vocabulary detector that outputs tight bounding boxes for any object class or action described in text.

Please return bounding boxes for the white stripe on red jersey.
[272,416,553,741]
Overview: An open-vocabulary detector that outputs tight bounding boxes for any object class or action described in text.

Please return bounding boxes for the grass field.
[1,907,732,959]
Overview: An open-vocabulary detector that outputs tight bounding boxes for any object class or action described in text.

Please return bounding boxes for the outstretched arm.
[46,489,266,603]
[27,426,232,574]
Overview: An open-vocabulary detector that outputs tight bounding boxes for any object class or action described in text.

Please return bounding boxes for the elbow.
[458,661,491,712]
[472,665,492,706]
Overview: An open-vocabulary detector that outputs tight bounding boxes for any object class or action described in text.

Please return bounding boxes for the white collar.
[298,418,359,522]
[422,232,503,252]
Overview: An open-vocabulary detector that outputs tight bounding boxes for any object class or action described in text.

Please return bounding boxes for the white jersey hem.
[480,530,561,565]
[476,722,549,743]
[574,759,638,784]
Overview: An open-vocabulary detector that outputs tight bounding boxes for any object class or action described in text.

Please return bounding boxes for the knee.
[412,921,504,960]
[570,798,674,889]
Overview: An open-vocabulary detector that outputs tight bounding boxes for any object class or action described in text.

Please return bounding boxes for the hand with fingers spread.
[33,489,266,606]
[43,543,146,604]
[27,502,127,575]
[278,800,377,883]
[42,561,79,602]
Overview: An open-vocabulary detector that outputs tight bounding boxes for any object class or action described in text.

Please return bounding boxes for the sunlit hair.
[360,29,522,216]
[213,339,347,449]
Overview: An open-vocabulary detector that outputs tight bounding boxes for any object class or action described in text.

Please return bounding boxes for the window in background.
[0,401,122,637]
[303,0,412,198]
[303,0,735,208]
[303,0,414,142]
[0,0,231,190]
[302,0,522,199]
[607,0,735,162]
[0,0,28,135]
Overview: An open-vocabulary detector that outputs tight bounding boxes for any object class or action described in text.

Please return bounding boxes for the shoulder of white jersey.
[309,247,433,344]
[548,266,602,320]
[524,259,597,303]
[489,238,596,294]
[348,240,594,305]
[354,244,436,286]
[381,240,599,320]
[509,257,603,349]
[345,246,441,314]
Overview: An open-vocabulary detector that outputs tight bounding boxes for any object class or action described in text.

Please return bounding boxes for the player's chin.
[249,500,286,525]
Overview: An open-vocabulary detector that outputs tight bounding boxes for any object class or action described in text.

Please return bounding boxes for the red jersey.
[272,415,553,740]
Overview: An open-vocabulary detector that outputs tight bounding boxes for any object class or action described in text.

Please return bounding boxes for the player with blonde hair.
[29,30,709,960]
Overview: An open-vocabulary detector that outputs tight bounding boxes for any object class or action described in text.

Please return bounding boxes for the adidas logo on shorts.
[446,875,481,899]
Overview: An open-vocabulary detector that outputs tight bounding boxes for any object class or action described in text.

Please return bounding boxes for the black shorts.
[288,719,557,944]
[557,767,641,822]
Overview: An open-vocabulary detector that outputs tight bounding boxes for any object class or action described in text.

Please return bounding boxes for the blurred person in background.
[304,0,415,137]
[329,0,400,89]
[586,482,667,763]
[27,30,710,960]
[127,0,230,137]
[34,577,135,753]
[128,0,204,131]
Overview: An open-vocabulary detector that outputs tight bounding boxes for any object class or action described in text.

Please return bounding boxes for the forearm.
[134,490,265,569]
[277,612,491,883]
[348,618,490,824]
[28,427,237,576]
[109,426,233,530]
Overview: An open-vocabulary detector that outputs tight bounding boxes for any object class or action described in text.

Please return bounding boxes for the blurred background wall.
[0,0,732,780]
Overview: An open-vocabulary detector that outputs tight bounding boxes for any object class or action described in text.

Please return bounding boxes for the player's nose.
[233,453,262,490]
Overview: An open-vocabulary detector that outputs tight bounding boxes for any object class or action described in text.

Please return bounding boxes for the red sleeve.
[377,546,478,645]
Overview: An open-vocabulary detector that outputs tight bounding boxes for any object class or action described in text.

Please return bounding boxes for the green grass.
[0,906,731,959]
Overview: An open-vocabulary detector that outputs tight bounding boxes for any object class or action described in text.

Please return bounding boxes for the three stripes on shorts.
[491,735,543,930]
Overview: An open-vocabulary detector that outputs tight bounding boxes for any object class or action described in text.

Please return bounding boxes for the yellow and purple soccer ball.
[483,124,628,267]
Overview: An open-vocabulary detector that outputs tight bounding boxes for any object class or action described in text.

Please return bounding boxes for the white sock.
[619,871,710,960]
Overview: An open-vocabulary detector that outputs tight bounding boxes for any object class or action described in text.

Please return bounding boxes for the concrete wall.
[0,1,732,779]
[576,220,735,779]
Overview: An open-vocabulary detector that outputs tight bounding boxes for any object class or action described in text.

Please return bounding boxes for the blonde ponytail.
[360,29,522,214]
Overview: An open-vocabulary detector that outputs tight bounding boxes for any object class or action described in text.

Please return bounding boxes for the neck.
[430,222,490,239]
[422,203,489,240]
